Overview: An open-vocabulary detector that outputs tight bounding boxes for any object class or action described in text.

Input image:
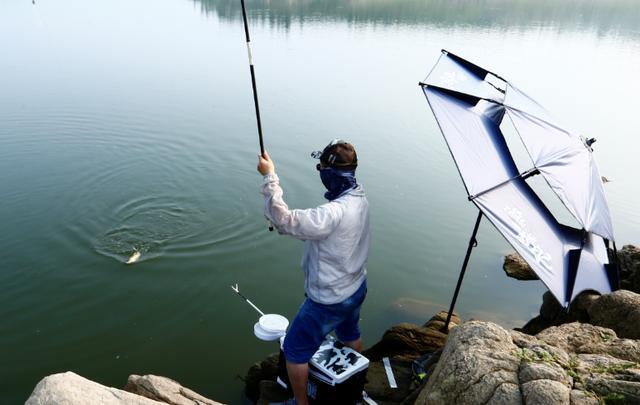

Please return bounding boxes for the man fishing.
[257,139,370,405]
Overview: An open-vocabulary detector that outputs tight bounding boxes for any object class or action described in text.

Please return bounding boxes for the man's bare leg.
[343,337,362,352]
[286,361,309,405]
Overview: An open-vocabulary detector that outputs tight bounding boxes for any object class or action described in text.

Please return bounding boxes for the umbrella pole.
[443,210,483,332]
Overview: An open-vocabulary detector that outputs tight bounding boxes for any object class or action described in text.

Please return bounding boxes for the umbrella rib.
[468,167,539,201]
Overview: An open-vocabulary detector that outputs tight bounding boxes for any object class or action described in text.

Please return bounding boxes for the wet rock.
[124,375,223,405]
[256,381,289,405]
[503,253,538,280]
[588,289,640,339]
[244,352,280,402]
[364,357,414,404]
[619,245,640,293]
[423,310,460,333]
[363,323,447,362]
[26,372,164,405]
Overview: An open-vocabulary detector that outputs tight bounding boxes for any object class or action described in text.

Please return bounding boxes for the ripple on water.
[91,193,221,263]
[88,191,263,264]
[4,106,270,266]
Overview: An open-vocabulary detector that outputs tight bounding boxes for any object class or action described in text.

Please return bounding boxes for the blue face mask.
[319,167,357,200]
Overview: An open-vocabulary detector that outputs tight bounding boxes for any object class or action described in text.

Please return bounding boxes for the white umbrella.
[420,50,618,326]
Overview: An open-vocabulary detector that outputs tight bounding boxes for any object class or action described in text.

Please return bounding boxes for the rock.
[588,289,640,339]
[505,243,640,291]
[583,376,640,404]
[26,372,164,405]
[124,375,223,405]
[519,361,572,387]
[364,357,414,404]
[256,381,289,405]
[363,322,448,362]
[423,310,460,333]
[414,321,521,404]
[521,380,571,404]
[518,244,640,336]
[244,352,280,402]
[619,245,640,293]
[536,323,640,363]
[503,253,539,280]
[520,291,599,335]
[413,320,640,405]
[569,389,599,405]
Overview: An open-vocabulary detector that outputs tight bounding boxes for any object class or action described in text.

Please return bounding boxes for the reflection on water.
[195,0,640,36]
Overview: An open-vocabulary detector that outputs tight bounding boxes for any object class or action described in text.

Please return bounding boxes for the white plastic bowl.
[258,313,289,334]
[254,322,285,341]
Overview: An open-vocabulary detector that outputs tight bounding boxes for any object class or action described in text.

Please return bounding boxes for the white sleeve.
[260,173,343,240]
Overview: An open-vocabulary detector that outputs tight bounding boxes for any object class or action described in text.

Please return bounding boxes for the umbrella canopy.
[421,50,617,306]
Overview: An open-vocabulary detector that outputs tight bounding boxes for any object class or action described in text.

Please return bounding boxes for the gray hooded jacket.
[261,173,370,305]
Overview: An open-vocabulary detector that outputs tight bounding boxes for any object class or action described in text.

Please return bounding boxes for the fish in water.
[126,249,141,264]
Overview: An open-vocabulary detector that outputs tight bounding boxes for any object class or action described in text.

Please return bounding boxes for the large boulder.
[414,321,522,405]
[619,245,640,293]
[124,375,223,405]
[519,290,599,335]
[520,290,640,338]
[414,321,640,405]
[26,372,164,405]
[514,244,640,336]
[588,289,640,339]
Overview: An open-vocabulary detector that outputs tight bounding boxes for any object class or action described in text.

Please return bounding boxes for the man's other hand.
[257,151,275,176]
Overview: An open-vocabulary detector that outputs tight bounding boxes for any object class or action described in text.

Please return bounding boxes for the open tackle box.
[276,337,369,404]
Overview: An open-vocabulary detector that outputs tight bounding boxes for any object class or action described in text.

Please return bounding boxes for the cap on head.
[311,139,358,170]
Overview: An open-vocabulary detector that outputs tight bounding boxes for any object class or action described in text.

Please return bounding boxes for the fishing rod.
[239,0,274,232]
[239,0,265,157]
[231,283,265,317]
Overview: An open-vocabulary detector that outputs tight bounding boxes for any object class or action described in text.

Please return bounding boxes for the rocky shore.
[26,245,640,404]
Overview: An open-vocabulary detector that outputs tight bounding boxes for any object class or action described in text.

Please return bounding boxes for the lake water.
[1,0,639,403]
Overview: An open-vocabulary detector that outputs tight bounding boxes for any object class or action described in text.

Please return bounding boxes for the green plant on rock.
[592,362,637,375]
[599,392,625,405]
[513,348,537,363]
[563,355,584,386]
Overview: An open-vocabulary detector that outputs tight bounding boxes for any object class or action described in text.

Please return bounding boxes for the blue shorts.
[283,280,367,364]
